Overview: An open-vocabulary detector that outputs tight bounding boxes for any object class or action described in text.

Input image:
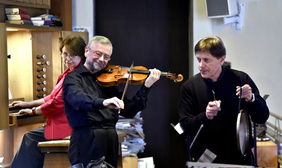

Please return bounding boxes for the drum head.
[236,109,250,156]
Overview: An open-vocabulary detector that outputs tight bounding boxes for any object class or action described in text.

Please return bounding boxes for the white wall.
[72,0,94,41]
[72,0,281,122]
[193,0,282,122]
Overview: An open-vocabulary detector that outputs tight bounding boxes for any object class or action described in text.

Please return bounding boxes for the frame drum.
[236,109,250,156]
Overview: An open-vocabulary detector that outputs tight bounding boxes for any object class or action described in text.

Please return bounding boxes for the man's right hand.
[206,100,221,120]
[103,97,124,110]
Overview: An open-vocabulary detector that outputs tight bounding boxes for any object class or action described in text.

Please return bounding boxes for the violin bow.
[118,62,134,114]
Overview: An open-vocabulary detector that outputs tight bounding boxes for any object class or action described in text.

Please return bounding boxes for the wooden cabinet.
[0,0,52,130]
[256,141,278,167]
[0,23,9,130]
[7,26,61,101]
[0,0,72,31]
[0,0,50,23]
[0,23,88,129]
[0,24,88,167]
[0,1,89,167]
[0,0,50,9]
[0,0,85,130]
[0,24,60,130]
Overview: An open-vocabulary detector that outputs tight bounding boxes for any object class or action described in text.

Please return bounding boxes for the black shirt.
[178,66,269,165]
[63,64,151,128]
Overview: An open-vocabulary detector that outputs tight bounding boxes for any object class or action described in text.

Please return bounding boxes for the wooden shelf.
[0,0,71,31]
[9,114,46,127]
[5,23,62,32]
[0,0,50,9]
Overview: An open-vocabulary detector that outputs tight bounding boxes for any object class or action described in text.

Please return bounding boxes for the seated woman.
[10,35,86,168]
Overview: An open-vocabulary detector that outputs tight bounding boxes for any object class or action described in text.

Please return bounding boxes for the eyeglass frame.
[88,47,111,61]
[61,52,78,60]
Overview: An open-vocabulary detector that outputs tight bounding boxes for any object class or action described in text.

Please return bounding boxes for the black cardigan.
[178,66,269,165]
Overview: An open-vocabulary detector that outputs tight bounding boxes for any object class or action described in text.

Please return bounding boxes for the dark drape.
[95,1,189,167]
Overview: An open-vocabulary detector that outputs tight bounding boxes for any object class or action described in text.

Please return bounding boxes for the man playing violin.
[63,35,161,167]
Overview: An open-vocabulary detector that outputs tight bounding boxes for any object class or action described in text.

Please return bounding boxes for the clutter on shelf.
[4,8,62,27]
[116,112,146,157]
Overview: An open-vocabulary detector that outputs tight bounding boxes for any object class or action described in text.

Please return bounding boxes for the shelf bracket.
[224,3,245,30]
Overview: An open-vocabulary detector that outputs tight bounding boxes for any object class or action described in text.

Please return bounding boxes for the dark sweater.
[178,66,269,165]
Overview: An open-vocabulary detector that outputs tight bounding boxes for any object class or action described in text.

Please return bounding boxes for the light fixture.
[6,28,19,31]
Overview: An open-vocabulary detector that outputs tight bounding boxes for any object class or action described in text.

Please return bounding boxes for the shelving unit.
[0,0,50,9]
[0,1,70,167]
[5,23,61,31]
[0,0,73,130]
[0,1,89,167]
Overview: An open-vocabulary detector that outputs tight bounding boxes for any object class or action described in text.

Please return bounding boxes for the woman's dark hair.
[59,35,86,61]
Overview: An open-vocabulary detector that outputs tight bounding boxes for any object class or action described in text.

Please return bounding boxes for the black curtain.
[95,1,189,167]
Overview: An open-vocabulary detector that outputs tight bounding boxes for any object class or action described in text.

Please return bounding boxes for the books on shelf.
[4,10,62,27]
[5,7,32,25]
[6,14,31,21]
[31,17,52,21]
[31,14,57,21]
[32,20,63,27]
[31,14,63,27]
[32,20,52,26]
[5,8,28,15]
[5,20,33,25]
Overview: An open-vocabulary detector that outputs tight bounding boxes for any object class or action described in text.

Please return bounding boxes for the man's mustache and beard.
[86,58,106,73]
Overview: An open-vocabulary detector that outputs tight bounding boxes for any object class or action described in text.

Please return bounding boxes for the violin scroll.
[166,73,184,83]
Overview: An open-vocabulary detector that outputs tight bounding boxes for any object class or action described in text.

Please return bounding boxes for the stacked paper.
[116,112,146,157]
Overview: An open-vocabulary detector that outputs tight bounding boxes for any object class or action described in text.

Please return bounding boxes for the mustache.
[86,59,105,72]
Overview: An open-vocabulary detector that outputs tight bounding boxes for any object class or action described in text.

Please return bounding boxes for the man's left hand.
[236,84,253,101]
[144,68,161,88]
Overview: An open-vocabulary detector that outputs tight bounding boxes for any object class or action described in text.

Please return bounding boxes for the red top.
[41,67,75,140]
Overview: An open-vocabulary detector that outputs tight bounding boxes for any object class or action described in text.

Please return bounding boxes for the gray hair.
[88,35,113,54]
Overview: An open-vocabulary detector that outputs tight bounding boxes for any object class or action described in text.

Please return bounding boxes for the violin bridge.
[105,68,113,73]
[123,74,130,78]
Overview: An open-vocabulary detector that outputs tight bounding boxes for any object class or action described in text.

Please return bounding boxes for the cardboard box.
[256,141,278,167]
[29,0,36,4]
[122,157,138,168]
[138,157,155,168]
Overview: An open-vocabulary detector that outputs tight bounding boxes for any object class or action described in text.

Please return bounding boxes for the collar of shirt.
[204,65,226,83]
[76,63,93,75]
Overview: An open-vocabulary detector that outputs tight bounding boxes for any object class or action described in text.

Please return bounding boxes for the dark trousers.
[11,126,46,168]
[68,127,118,168]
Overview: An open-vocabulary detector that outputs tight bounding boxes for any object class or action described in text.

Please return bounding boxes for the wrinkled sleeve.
[41,90,64,118]
[63,73,104,113]
[41,75,64,118]
[120,85,151,118]
[243,75,269,123]
[178,82,209,135]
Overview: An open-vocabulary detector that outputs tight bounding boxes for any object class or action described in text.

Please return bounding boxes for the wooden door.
[0,23,9,129]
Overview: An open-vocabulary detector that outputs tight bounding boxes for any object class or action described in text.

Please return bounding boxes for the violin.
[96,64,183,87]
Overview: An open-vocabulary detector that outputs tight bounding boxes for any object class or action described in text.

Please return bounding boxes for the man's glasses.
[61,52,77,59]
[88,47,111,61]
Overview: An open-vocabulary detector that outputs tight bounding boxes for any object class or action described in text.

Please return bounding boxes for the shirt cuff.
[93,98,105,108]
[137,85,151,98]
[246,93,255,103]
